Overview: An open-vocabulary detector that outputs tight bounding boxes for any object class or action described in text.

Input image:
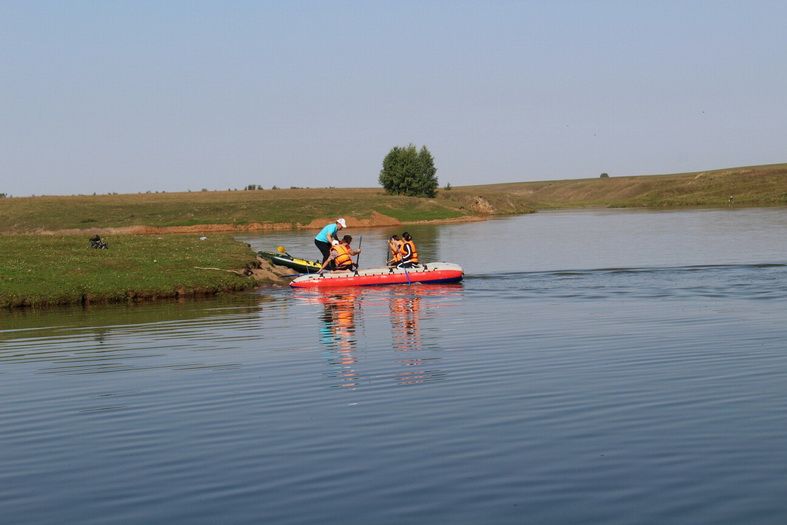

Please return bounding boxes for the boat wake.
[467,262,787,301]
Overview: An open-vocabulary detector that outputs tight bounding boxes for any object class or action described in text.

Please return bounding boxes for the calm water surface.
[2,208,787,524]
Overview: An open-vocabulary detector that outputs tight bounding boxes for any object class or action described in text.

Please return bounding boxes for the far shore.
[1,162,785,236]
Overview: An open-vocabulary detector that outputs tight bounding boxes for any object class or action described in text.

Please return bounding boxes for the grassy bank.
[453,163,787,210]
[0,234,260,308]
[1,164,786,234]
[0,188,467,233]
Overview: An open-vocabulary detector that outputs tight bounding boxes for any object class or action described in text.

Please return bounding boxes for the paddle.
[354,236,363,271]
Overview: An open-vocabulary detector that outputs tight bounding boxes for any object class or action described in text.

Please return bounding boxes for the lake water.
[2,208,787,524]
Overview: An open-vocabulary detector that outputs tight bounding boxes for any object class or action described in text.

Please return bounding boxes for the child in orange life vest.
[398,232,419,268]
[387,235,403,266]
[319,235,361,272]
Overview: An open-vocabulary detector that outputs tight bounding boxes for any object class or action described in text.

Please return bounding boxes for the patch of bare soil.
[193,256,294,286]
[471,196,495,214]
[247,257,295,285]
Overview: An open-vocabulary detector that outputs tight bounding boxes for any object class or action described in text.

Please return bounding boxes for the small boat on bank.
[258,250,321,274]
[289,262,464,288]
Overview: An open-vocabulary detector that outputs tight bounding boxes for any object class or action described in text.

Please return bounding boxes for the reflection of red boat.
[289,263,464,289]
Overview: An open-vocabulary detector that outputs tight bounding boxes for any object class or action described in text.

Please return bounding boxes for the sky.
[2,0,786,196]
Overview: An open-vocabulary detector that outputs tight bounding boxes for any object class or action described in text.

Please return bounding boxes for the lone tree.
[378,144,438,198]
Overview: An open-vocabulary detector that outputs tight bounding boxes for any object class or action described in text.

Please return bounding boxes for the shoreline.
[4,212,493,237]
[6,201,782,238]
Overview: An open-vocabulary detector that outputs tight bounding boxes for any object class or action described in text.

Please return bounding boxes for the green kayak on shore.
[258,250,322,274]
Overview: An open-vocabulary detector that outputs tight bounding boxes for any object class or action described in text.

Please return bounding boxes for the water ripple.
[3,254,787,524]
[467,262,787,301]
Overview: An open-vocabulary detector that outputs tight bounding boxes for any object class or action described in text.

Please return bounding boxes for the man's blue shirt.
[315,223,338,242]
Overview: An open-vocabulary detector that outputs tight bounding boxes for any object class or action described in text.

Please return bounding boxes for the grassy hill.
[458,163,787,210]
[1,163,785,234]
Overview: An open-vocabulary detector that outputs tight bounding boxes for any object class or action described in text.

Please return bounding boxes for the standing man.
[315,218,347,265]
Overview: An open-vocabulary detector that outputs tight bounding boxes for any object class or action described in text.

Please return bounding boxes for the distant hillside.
[0,163,785,233]
[441,163,787,213]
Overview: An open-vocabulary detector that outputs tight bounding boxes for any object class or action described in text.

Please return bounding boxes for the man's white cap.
[336,218,347,228]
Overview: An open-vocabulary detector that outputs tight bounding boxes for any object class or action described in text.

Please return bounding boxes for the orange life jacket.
[389,241,403,263]
[333,243,353,269]
[400,240,418,263]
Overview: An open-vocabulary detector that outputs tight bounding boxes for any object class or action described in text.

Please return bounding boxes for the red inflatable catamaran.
[289,262,464,288]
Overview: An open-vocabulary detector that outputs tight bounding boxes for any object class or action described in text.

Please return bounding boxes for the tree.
[378,144,438,198]
[600,172,610,178]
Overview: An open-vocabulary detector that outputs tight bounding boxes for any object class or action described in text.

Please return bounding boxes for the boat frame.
[289,262,464,288]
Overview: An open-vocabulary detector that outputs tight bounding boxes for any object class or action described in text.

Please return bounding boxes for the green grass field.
[0,234,258,308]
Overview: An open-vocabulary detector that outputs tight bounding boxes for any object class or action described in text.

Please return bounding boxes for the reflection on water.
[389,287,443,386]
[0,294,271,344]
[391,289,421,353]
[318,291,361,389]
[0,294,276,377]
[292,285,463,390]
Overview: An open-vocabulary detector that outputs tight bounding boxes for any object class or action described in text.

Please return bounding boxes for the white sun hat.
[337,218,347,228]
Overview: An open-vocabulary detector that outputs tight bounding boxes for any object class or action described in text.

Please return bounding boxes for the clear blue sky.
[2,1,786,196]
